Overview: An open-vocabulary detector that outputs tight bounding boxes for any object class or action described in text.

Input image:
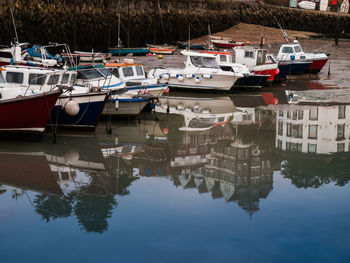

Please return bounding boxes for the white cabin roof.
[180,50,216,58]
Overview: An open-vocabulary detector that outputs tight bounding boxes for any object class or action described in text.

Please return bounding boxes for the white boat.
[148,50,242,91]
[74,51,111,63]
[105,59,167,98]
[276,40,328,73]
[298,1,316,10]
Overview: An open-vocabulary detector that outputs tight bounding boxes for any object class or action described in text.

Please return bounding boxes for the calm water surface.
[1,79,350,263]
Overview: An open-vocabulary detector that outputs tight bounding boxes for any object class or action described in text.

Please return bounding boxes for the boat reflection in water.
[275,88,350,188]
[0,135,137,233]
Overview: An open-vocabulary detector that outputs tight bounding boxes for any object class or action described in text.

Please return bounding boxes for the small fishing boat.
[200,50,269,88]
[104,60,168,117]
[108,47,149,56]
[1,65,110,130]
[72,51,111,63]
[105,59,167,97]
[0,84,62,137]
[177,42,206,50]
[210,36,245,49]
[298,1,316,10]
[146,44,176,55]
[276,40,329,73]
[148,50,242,91]
[266,54,312,80]
[231,47,280,82]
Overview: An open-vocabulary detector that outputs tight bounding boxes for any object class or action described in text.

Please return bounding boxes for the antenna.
[274,16,289,43]
[188,25,191,51]
[208,24,213,50]
[10,5,19,43]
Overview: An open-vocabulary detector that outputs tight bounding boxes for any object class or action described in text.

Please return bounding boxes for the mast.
[9,5,19,43]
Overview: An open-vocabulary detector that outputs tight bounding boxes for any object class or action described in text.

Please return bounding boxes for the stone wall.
[0,0,349,51]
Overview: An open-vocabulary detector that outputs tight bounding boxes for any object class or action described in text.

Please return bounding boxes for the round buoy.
[162,128,169,135]
[158,55,163,59]
[195,77,200,83]
[178,75,184,82]
[148,53,152,56]
[64,100,80,116]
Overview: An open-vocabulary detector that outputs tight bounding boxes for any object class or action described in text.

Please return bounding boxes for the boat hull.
[306,58,328,74]
[275,62,312,80]
[49,92,108,130]
[234,75,269,88]
[212,41,245,49]
[149,48,176,55]
[0,89,61,135]
[102,98,149,116]
[177,43,206,50]
[253,66,280,81]
[108,48,149,56]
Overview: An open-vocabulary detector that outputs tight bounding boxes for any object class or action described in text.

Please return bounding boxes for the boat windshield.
[77,68,103,79]
[190,56,219,69]
[0,72,5,83]
[97,67,112,77]
[294,45,303,53]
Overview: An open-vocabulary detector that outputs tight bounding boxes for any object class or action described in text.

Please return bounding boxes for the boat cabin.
[277,41,306,61]
[105,60,146,81]
[0,65,77,88]
[181,50,220,69]
[234,47,267,68]
[74,64,125,91]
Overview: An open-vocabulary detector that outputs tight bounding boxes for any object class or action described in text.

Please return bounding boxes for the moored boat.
[0,86,62,137]
[146,44,176,55]
[276,40,329,73]
[177,42,206,50]
[200,50,269,88]
[108,47,149,56]
[148,50,242,91]
[210,36,245,49]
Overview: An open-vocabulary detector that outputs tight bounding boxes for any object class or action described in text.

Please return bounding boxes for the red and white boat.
[0,82,62,136]
[210,36,245,49]
[276,40,329,74]
[233,46,280,81]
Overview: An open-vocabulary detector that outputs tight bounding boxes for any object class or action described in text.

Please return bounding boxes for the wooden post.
[335,2,340,45]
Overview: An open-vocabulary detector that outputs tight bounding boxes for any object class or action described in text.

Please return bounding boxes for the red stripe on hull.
[0,90,61,133]
[307,59,328,73]
[254,68,279,81]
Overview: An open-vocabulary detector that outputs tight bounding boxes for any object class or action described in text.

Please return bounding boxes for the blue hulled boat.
[108,47,149,56]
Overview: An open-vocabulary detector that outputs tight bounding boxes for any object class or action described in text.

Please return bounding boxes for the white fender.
[64,100,80,116]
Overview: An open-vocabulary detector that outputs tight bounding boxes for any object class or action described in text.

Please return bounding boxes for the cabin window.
[97,68,112,77]
[244,51,254,58]
[220,55,227,62]
[190,56,219,69]
[61,74,70,84]
[77,69,102,79]
[135,65,144,76]
[47,75,60,85]
[278,121,283,135]
[0,51,13,58]
[0,72,5,83]
[70,74,77,84]
[122,67,134,77]
[6,72,23,84]
[110,68,120,78]
[29,73,46,85]
[282,47,294,54]
[294,46,302,53]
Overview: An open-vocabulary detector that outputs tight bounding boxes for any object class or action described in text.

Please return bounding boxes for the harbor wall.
[0,0,349,51]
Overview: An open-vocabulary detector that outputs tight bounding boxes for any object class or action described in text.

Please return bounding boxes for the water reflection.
[0,135,137,233]
[1,88,350,233]
[276,88,350,188]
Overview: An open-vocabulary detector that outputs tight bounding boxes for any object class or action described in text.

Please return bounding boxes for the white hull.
[150,70,237,91]
[102,100,148,116]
